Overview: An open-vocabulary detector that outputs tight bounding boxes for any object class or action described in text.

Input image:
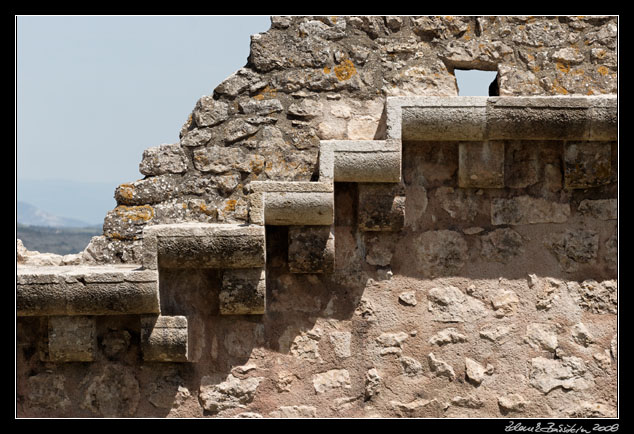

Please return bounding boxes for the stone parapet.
[390,96,617,142]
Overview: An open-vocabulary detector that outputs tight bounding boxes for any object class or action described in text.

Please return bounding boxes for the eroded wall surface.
[17,16,617,418]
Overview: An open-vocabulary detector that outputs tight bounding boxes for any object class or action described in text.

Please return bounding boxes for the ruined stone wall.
[17,16,618,418]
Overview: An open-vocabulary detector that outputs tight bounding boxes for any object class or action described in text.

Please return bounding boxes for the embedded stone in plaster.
[458,141,504,188]
[491,196,570,225]
[47,316,96,362]
[288,225,335,273]
[358,183,405,231]
[563,141,612,189]
[220,268,266,315]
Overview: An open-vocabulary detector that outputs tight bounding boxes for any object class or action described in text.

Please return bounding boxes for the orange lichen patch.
[597,66,609,76]
[532,65,541,73]
[106,232,127,241]
[587,89,595,95]
[224,199,237,212]
[323,66,331,74]
[253,85,277,101]
[118,184,135,200]
[114,205,154,222]
[198,203,217,217]
[333,59,357,81]
[463,34,471,41]
[594,49,607,59]
[556,62,571,74]
[331,16,338,24]
[182,203,187,209]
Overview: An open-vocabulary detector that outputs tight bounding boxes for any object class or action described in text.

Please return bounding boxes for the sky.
[16,15,494,225]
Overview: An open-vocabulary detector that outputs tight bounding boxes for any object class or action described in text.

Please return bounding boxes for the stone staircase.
[17,95,617,363]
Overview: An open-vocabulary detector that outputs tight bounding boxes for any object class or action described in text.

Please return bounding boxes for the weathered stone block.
[17,266,160,317]
[220,268,266,315]
[491,196,570,225]
[546,229,599,272]
[564,141,612,189]
[458,141,504,188]
[399,97,488,141]
[139,144,188,176]
[47,316,96,362]
[504,141,540,188]
[248,182,335,226]
[193,96,229,127]
[288,225,335,273]
[415,231,469,277]
[142,223,266,270]
[141,315,189,362]
[358,183,405,231]
[320,140,401,183]
[103,205,155,241]
[577,199,617,220]
[115,175,180,206]
[265,192,334,226]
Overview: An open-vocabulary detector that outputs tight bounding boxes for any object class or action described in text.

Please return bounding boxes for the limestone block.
[288,225,335,273]
[47,316,96,362]
[487,97,594,140]
[141,315,189,362]
[248,181,334,226]
[389,95,616,142]
[220,268,266,315]
[142,223,265,270]
[17,265,159,317]
[358,183,405,231]
[320,140,402,183]
[399,97,488,141]
[564,141,612,189]
[265,192,334,226]
[458,141,504,188]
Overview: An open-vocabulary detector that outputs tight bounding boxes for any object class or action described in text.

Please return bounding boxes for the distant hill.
[17,224,102,255]
[17,201,96,228]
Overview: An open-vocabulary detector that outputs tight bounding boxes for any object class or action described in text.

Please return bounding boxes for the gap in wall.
[455,69,499,96]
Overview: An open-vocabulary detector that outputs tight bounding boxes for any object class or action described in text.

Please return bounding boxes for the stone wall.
[16,16,617,418]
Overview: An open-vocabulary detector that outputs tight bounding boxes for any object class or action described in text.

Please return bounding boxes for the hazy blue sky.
[16,15,494,225]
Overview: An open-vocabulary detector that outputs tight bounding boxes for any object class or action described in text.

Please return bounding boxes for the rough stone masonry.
[17,16,617,418]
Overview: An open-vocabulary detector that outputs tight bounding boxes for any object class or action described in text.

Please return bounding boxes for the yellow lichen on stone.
[224,199,237,212]
[254,85,277,101]
[333,59,357,81]
[199,203,217,217]
[597,66,609,76]
[118,184,135,200]
[323,66,331,75]
[552,80,569,95]
[114,205,154,222]
[556,62,570,74]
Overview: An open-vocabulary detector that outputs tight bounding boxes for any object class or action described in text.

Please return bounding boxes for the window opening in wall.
[455,69,499,96]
